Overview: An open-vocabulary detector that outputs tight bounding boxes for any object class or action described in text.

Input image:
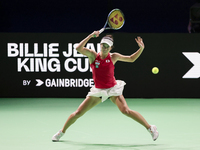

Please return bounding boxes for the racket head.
[107,9,125,30]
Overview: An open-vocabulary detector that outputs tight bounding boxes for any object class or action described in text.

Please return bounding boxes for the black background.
[0,0,197,33]
[1,0,200,98]
[0,33,200,98]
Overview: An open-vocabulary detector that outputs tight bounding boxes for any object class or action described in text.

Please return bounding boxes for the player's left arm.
[112,37,145,63]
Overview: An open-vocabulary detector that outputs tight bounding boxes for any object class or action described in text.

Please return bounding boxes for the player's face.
[101,43,111,53]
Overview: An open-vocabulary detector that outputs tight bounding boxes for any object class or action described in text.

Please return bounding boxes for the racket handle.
[99,28,105,34]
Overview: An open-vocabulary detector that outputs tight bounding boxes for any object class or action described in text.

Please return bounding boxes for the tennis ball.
[152,67,159,74]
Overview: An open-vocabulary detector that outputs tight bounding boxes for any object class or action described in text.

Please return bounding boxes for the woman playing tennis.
[52,31,159,141]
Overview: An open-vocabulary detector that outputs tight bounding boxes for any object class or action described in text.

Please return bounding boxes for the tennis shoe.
[148,125,159,141]
[52,130,64,142]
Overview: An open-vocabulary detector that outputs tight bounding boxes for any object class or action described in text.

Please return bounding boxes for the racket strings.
[108,10,124,29]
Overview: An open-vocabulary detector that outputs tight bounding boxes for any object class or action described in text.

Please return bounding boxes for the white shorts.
[86,80,126,102]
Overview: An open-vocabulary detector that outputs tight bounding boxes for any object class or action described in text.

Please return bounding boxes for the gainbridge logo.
[182,52,200,79]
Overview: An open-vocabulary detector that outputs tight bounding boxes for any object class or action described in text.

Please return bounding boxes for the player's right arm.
[76,31,99,64]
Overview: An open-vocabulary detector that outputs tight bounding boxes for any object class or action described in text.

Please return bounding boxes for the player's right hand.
[91,31,99,38]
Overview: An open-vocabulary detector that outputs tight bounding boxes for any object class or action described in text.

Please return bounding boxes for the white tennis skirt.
[86,80,126,102]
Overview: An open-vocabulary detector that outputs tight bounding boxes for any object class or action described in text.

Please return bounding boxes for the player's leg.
[110,95,159,141]
[62,96,101,133]
[52,96,101,141]
[110,95,150,129]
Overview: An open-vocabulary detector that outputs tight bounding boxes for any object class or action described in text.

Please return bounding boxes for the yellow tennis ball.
[152,67,159,74]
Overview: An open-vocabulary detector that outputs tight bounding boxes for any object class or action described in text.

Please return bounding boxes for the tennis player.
[52,31,159,141]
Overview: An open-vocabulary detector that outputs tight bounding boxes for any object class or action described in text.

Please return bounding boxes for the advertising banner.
[0,33,200,98]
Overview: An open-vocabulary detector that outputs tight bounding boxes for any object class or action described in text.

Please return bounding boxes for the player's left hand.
[135,36,145,50]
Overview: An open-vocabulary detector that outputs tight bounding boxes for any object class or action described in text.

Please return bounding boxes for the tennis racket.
[99,8,125,34]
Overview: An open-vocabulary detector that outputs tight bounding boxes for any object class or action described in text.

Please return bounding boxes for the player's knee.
[120,107,130,115]
[73,110,84,118]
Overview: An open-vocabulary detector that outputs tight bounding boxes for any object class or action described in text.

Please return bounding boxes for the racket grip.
[99,28,105,34]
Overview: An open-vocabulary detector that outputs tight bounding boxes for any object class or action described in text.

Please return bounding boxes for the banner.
[0,33,200,98]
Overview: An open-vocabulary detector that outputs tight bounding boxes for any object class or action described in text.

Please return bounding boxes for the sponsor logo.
[182,52,200,78]
[34,78,94,87]
[36,79,44,86]
[106,60,110,63]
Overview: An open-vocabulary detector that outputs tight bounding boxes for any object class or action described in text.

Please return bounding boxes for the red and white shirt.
[90,53,117,89]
